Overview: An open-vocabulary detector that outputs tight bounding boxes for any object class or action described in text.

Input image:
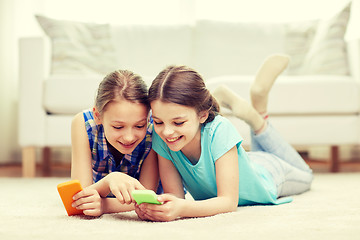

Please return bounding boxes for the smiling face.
[151,100,208,156]
[95,99,148,155]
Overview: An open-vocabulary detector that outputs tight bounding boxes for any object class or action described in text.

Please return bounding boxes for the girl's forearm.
[89,178,111,197]
[90,178,136,214]
[179,196,238,218]
[102,197,135,214]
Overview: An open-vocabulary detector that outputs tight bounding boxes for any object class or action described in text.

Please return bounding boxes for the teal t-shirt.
[152,115,292,205]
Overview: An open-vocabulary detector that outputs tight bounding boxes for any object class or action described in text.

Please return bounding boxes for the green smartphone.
[131,190,162,205]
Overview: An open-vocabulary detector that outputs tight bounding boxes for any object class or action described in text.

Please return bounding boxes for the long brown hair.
[149,65,219,123]
[95,70,149,114]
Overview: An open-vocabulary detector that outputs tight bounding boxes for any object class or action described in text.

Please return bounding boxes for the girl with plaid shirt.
[71,70,159,217]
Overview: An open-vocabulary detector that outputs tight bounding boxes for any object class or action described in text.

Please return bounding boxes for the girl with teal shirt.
[135,55,313,221]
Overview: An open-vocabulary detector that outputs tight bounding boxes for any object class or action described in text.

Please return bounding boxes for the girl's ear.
[93,107,102,125]
[199,110,209,124]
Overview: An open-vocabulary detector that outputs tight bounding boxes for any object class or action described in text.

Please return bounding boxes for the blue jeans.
[248,122,313,197]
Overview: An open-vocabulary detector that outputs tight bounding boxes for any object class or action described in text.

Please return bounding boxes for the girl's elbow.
[222,203,237,214]
[224,197,238,213]
[229,201,238,212]
[217,193,238,213]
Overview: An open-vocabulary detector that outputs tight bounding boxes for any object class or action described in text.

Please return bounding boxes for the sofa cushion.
[43,76,155,115]
[36,15,118,75]
[44,73,358,116]
[36,3,350,79]
[205,75,358,114]
[193,3,350,79]
[300,3,350,75]
[43,76,101,115]
[193,20,285,79]
[110,24,193,78]
[283,20,318,74]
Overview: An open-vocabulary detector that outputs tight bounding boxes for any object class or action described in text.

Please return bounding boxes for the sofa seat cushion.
[45,74,358,116]
[43,75,155,115]
[43,76,101,115]
[205,75,358,115]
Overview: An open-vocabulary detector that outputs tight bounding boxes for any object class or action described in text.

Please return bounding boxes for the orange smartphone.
[57,180,84,216]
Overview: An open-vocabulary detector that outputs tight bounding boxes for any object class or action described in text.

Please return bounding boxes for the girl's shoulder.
[81,108,97,132]
[71,109,94,131]
[82,108,94,121]
[203,115,243,161]
[203,115,234,133]
[203,115,241,142]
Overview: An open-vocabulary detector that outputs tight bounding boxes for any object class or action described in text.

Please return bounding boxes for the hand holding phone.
[57,180,84,216]
[131,190,162,205]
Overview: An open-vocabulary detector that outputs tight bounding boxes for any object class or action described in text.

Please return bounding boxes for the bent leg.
[212,85,265,131]
[251,122,312,173]
[250,54,290,115]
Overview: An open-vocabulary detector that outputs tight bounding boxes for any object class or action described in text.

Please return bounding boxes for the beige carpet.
[1,173,359,240]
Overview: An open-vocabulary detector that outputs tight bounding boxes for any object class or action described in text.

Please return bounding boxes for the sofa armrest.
[18,37,48,147]
[347,39,360,82]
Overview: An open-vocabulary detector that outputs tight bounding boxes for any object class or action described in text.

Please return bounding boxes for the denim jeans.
[248,121,313,197]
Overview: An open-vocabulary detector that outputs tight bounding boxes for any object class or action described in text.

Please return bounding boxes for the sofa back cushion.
[110,24,194,78]
[36,15,194,78]
[36,1,350,80]
[193,2,350,79]
[36,15,118,75]
[193,20,285,79]
[299,3,350,75]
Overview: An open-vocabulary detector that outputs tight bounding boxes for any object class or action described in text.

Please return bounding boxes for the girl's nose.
[163,125,174,136]
[122,129,136,143]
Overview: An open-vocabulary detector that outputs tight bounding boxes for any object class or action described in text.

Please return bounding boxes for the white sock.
[212,85,264,131]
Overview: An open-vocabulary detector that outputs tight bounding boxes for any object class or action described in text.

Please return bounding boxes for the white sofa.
[18,2,360,177]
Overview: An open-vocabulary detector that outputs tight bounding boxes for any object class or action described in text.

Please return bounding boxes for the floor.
[0,163,71,178]
[2,173,359,240]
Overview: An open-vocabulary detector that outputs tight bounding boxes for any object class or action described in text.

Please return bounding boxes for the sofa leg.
[330,146,340,173]
[22,146,36,178]
[42,147,51,176]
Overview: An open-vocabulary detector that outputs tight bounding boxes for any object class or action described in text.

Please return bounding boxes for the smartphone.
[57,179,84,216]
[131,190,162,205]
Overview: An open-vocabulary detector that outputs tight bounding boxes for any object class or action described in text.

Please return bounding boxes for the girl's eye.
[174,122,185,126]
[136,125,146,129]
[154,121,163,125]
[113,126,123,130]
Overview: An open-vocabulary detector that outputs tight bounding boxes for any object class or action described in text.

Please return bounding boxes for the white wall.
[0,0,351,164]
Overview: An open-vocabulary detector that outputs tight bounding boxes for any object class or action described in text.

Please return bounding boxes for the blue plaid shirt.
[83,109,153,183]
